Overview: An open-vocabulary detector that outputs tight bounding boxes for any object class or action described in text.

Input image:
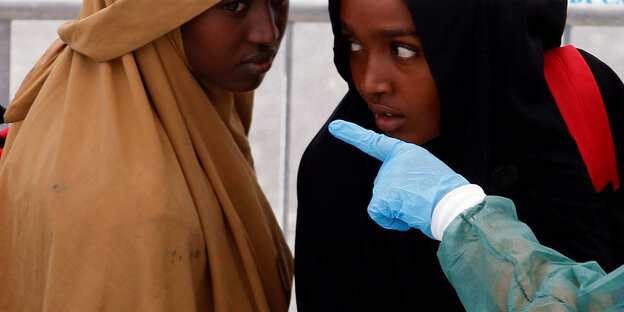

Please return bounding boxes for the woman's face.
[182,0,289,93]
[340,0,440,145]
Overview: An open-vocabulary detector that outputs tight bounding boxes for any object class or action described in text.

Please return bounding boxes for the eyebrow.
[340,22,355,35]
[340,22,418,39]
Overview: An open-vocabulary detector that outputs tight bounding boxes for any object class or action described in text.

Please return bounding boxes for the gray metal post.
[0,20,10,109]
[563,25,572,46]
[281,22,294,235]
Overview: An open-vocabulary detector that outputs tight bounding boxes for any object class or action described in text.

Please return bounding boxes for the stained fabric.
[0,0,292,311]
[295,0,624,311]
[439,196,624,312]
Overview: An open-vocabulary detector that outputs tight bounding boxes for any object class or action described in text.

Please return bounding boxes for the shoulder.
[576,48,624,185]
[576,48,624,101]
[576,48,624,120]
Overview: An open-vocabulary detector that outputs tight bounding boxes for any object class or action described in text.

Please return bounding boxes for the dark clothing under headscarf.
[295,0,624,310]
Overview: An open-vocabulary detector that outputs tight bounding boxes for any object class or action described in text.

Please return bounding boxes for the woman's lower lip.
[242,61,273,75]
[375,114,405,132]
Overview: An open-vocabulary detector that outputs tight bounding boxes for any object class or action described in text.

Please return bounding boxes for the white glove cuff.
[430,184,486,241]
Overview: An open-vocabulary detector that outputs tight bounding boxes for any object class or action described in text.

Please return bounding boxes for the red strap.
[0,128,6,161]
[544,45,619,192]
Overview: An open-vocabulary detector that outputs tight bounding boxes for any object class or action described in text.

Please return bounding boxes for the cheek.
[183,23,213,66]
[349,57,365,89]
[400,71,441,136]
[405,82,440,120]
[403,65,439,110]
[183,25,241,78]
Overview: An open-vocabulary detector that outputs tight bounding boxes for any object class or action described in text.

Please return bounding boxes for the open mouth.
[374,112,406,132]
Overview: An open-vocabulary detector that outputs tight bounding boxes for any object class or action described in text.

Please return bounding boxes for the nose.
[247,4,280,45]
[357,55,394,98]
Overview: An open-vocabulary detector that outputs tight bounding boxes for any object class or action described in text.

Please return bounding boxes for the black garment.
[1,105,5,148]
[295,0,624,311]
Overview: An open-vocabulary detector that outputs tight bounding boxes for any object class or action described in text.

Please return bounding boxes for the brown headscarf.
[0,0,293,311]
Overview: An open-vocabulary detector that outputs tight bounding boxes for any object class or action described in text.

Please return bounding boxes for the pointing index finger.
[327,120,399,162]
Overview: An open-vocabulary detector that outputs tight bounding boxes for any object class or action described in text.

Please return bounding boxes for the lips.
[369,104,406,133]
[241,49,276,75]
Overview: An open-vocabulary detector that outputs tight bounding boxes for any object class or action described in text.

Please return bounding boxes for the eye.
[393,45,419,59]
[223,1,248,12]
[350,42,363,52]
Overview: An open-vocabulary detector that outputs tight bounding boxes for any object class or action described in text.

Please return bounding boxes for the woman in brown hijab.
[0,0,293,311]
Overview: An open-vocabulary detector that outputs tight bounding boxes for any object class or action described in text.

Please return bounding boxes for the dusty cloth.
[0,0,293,311]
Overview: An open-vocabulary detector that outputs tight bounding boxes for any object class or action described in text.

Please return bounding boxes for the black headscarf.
[296,0,624,311]
[0,106,5,149]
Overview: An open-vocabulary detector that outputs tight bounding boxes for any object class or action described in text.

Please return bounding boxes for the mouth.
[369,104,406,133]
[241,50,277,75]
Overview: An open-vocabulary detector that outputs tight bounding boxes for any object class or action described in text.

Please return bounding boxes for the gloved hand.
[328,120,468,238]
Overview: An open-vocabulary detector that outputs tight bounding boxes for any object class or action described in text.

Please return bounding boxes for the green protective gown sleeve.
[437,196,624,312]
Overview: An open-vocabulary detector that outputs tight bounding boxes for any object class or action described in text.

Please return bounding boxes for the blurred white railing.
[2,1,624,108]
[2,0,624,23]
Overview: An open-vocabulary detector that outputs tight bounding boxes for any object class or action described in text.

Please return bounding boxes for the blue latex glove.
[328,120,469,238]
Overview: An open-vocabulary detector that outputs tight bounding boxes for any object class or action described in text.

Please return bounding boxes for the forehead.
[340,0,414,28]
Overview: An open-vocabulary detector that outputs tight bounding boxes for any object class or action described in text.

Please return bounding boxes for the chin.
[198,74,264,93]
[384,131,412,144]
[226,78,265,93]
[387,132,435,146]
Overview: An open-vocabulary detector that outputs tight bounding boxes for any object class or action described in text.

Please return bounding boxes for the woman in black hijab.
[295,0,624,310]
